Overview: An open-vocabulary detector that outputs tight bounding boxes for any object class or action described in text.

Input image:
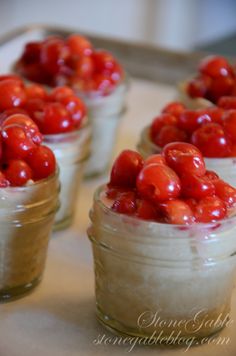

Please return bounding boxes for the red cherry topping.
[111,191,137,215]
[4,159,32,186]
[38,102,74,134]
[40,38,69,75]
[150,113,178,141]
[136,199,159,221]
[67,34,93,57]
[218,96,236,110]
[161,199,195,225]
[110,150,144,188]
[27,145,56,180]
[144,154,167,167]
[191,123,232,157]
[187,75,211,98]
[222,110,236,143]
[2,125,36,159]
[163,142,206,176]
[60,95,86,128]
[214,180,236,208]
[152,125,187,147]
[49,86,74,101]
[25,84,47,100]
[0,79,26,111]
[199,56,233,78]
[181,173,215,199]
[195,196,227,223]
[161,101,186,118]
[178,109,212,133]
[136,164,181,203]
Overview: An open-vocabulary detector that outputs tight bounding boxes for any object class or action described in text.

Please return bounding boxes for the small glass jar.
[137,127,236,187]
[77,79,128,178]
[88,186,236,344]
[0,172,59,302]
[44,121,91,230]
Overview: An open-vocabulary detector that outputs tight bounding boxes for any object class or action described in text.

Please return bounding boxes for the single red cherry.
[195,196,227,223]
[163,142,206,176]
[110,150,144,188]
[222,110,236,143]
[27,145,56,180]
[187,75,211,98]
[203,107,224,124]
[75,56,94,79]
[2,114,42,145]
[40,38,69,75]
[150,113,178,141]
[136,199,159,221]
[49,86,74,102]
[207,76,234,103]
[2,125,36,159]
[218,96,236,109]
[39,102,74,134]
[25,84,47,100]
[161,199,195,225]
[0,108,28,125]
[136,163,181,203]
[161,101,186,118]
[4,159,32,186]
[0,171,9,187]
[89,74,115,95]
[144,154,167,167]
[191,123,232,157]
[214,180,236,208]
[0,79,26,111]
[199,56,233,78]
[178,109,212,133]
[67,34,93,57]
[181,173,215,199]
[60,95,86,128]
[20,41,42,64]
[152,125,187,147]
[93,50,118,74]
[111,191,137,215]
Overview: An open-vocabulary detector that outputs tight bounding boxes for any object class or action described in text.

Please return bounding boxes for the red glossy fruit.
[0,74,24,85]
[195,196,227,223]
[4,159,32,186]
[60,95,86,128]
[0,79,26,111]
[187,75,211,98]
[136,199,159,221]
[191,123,232,157]
[41,38,69,75]
[24,98,46,121]
[2,114,42,145]
[218,96,236,109]
[110,150,144,188]
[178,109,212,133]
[205,170,220,183]
[222,110,236,143]
[49,86,74,101]
[214,180,236,208]
[75,56,94,79]
[161,101,186,118]
[20,41,42,64]
[0,171,9,187]
[67,34,93,57]
[208,76,234,103]
[2,125,36,159]
[0,108,28,125]
[88,74,115,95]
[199,56,233,78]
[105,186,134,200]
[181,173,215,199]
[93,50,117,74]
[161,199,195,225]
[136,163,181,203]
[163,142,206,176]
[150,113,178,141]
[111,191,137,215]
[27,145,56,180]
[152,125,187,147]
[39,102,74,134]
[204,107,224,124]
[25,84,47,100]
[144,154,167,167]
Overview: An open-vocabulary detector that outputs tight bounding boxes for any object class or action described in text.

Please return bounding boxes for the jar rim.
[94,185,236,229]
[141,126,236,161]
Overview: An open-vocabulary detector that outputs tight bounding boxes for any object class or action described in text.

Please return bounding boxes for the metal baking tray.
[0,24,212,85]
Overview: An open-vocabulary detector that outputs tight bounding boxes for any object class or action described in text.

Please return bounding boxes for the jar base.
[53,215,74,231]
[96,307,227,348]
[0,276,42,303]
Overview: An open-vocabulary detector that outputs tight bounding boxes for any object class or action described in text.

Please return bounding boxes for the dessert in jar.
[88,146,236,344]
[15,34,128,177]
[0,75,91,230]
[0,113,59,301]
[178,55,236,109]
[137,100,236,187]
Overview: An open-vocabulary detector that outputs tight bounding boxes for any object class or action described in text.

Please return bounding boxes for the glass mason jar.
[75,79,128,178]
[87,186,236,344]
[44,121,91,230]
[137,126,236,188]
[0,172,59,302]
